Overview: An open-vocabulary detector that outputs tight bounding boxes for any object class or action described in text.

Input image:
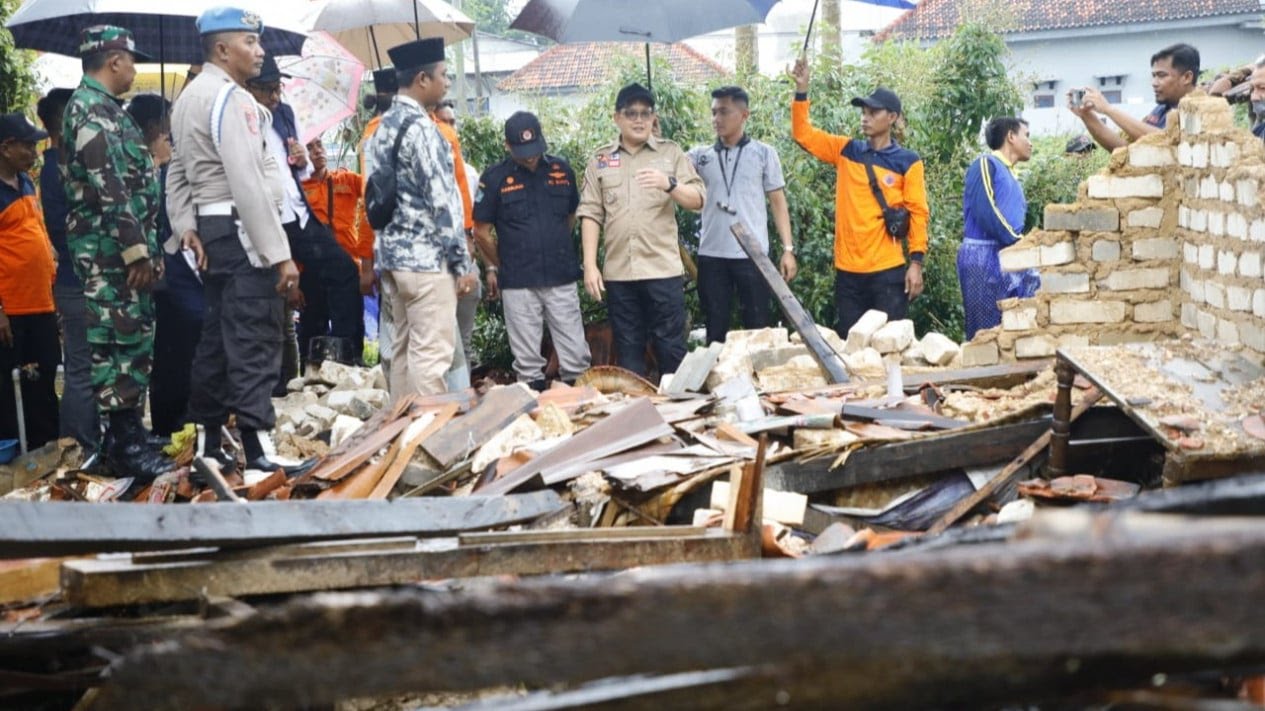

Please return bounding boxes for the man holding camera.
[1069,44,1200,151]
[790,58,929,337]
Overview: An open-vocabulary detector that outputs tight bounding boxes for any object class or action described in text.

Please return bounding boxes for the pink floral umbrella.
[277,31,365,144]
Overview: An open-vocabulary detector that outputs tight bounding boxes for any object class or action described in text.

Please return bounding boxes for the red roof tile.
[878,0,1261,41]
[497,42,728,93]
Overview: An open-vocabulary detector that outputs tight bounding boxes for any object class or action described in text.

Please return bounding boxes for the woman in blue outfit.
[958,117,1041,340]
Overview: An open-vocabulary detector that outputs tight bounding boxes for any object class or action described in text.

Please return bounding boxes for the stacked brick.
[965,94,1265,362]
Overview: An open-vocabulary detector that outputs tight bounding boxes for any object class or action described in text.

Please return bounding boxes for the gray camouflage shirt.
[365,95,469,275]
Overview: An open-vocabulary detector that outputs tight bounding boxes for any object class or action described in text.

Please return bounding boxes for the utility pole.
[452,0,468,113]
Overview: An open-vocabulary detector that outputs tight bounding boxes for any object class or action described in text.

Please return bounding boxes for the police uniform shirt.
[165,62,290,266]
[575,136,705,282]
[688,136,785,260]
[474,154,579,290]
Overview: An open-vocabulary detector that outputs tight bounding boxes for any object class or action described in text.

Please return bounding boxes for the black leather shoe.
[243,456,316,479]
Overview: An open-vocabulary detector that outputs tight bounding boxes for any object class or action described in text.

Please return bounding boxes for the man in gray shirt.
[688,86,795,345]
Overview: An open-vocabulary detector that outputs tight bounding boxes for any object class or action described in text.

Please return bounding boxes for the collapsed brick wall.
[965,94,1265,363]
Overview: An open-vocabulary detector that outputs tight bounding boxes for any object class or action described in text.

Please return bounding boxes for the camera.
[1070,89,1086,108]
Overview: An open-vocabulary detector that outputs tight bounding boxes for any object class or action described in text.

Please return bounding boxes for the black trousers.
[0,312,60,449]
[697,255,771,345]
[187,217,284,431]
[150,290,203,437]
[606,276,687,378]
[834,265,908,338]
[284,218,360,363]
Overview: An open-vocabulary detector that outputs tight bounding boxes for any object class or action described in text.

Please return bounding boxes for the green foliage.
[456,20,1027,366]
[1019,134,1110,231]
[0,0,37,113]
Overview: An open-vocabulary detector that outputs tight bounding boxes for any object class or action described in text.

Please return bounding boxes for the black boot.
[103,409,176,483]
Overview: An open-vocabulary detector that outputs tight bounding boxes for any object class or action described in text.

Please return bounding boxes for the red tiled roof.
[877,0,1262,41]
[497,42,728,93]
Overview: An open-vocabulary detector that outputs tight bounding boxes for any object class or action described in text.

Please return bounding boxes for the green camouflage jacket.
[62,75,159,270]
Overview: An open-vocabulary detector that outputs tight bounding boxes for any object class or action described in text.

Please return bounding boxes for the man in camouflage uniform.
[62,25,173,481]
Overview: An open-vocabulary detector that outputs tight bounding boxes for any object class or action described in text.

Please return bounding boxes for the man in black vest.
[246,54,360,375]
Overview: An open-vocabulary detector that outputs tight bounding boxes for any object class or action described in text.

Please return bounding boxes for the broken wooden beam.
[0,491,567,558]
[96,510,1265,709]
[840,404,969,430]
[730,222,848,383]
[422,384,537,469]
[60,528,756,607]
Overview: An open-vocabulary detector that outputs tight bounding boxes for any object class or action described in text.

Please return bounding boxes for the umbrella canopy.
[277,32,364,145]
[509,0,781,44]
[308,0,474,69]
[5,0,312,63]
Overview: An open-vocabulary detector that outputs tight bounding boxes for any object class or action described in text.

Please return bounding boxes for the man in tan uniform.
[578,83,705,378]
[166,6,299,475]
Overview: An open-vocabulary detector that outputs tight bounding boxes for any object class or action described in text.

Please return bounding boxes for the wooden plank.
[422,384,537,469]
[729,436,766,533]
[896,359,1051,391]
[665,342,723,395]
[310,416,411,482]
[840,404,969,430]
[926,387,1103,535]
[0,491,568,558]
[715,422,759,448]
[369,404,457,499]
[60,529,756,607]
[95,510,1265,710]
[317,433,404,500]
[730,222,848,383]
[765,418,1052,494]
[192,458,244,502]
[477,398,673,495]
[0,557,65,604]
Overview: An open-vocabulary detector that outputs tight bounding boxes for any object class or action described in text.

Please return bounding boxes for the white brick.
[1197,309,1216,338]
[1087,174,1164,199]
[1040,271,1090,294]
[1228,213,1249,241]
[845,309,888,353]
[999,246,1040,271]
[1040,242,1076,266]
[919,332,960,366]
[1218,250,1238,276]
[1135,300,1173,323]
[1199,244,1215,270]
[1181,302,1198,328]
[1238,180,1259,208]
[1131,238,1178,261]
[1212,141,1240,167]
[1229,285,1253,312]
[1002,307,1038,331]
[1050,300,1127,324]
[1191,210,1208,233]
[1252,220,1265,242]
[1254,289,1265,318]
[1242,322,1265,353]
[1127,207,1165,229]
[1128,143,1174,167]
[1014,335,1056,359]
[1209,211,1226,236]
[1183,243,1198,265]
[1091,239,1120,262]
[1103,267,1169,291]
[1218,318,1240,344]
[1240,251,1261,278]
[1185,272,1204,303]
[1179,205,1191,228]
[1178,141,1193,166]
[1200,176,1220,200]
[1191,141,1209,168]
[960,340,999,367]
[1185,176,1200,200]
[871,319,915,353]
[1206,282,1225,309]
[1219,181,1236,203]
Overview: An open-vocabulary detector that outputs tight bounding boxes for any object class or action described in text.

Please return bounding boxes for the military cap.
[615,83,654,110]
[372,68,398,94]
[78,25,153,62]
[0,113,48,143]
[387,37,444,72]
[196,6,264,35]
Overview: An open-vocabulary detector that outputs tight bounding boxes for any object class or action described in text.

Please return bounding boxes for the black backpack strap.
[326,176,334,226]
[861,150,890,212]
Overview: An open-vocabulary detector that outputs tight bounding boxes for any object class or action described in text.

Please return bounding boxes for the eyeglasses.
[620,109,654,121]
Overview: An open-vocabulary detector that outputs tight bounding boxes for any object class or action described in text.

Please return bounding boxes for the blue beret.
[196,6,264,35]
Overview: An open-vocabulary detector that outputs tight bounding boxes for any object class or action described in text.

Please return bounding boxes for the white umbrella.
[307,0,475,69]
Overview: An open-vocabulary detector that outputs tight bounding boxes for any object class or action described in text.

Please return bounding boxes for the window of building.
[1031,78,1058,110]
[1101,89,1123,104]
[1033,94,1055,108]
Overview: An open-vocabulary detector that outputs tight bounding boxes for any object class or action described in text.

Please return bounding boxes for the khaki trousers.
[383,270,457,400]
